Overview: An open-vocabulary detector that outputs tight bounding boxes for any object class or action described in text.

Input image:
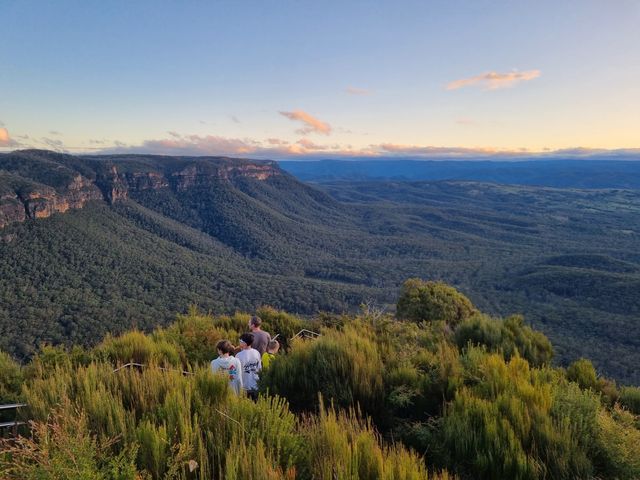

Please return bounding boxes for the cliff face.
[0,193,26,228]
[0,174,103,226]
[0,151,282,228]
[24,175,104,219]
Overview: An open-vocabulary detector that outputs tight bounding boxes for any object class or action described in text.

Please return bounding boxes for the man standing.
[248,315,271,355]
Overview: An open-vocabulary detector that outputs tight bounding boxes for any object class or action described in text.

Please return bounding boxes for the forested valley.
[1,150,640,385]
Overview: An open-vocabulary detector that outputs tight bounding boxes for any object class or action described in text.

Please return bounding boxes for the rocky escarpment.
[0,174,103,227]
[0,150,283,227]
[0,192,26,229]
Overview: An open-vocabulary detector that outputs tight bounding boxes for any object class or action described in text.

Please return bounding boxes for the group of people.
[210,315,279,399]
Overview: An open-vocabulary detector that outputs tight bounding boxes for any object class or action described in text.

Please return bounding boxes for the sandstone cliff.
[0,150,282,228]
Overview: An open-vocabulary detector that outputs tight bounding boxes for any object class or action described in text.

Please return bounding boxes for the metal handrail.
[112,362,194,376]
[0,402,28,437]
[291,329,321,340]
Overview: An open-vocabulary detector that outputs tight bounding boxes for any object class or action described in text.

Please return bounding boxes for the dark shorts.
[246,389,259,401]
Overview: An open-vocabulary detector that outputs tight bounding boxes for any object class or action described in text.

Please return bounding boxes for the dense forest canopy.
[1,150,640,385]
[1,283,639,479]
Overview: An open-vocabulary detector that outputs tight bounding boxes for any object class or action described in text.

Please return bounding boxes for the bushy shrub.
[454,314,553,367]
[593,406,640,479]
[567,358,598,390]
[157,307,239,365]
[301,402,441,480]
[0,350,23,403]
[0,408,138,480]
[619,386,640,415]
[260,324,384,414]
[95,330,182,367]
[397,279,476,326]
[437,352,595,479]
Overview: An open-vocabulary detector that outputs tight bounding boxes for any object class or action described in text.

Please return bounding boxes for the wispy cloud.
[48,130,62,136]
[377,143,501,157]
[446,69,541,90]
[39,137,65,150]
[279,110,332,135]
[93,130,640,161]
[297,138,327,150]
[345,86,371,96]
[230,115,240,124]
[266,138,289,145]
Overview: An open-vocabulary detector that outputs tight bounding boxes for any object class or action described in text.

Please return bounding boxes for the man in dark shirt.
[248,315,271,355]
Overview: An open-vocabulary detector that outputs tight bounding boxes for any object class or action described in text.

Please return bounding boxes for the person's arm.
[236,358,243,390]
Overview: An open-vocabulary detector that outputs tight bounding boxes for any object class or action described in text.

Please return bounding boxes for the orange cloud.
[279,110,332,135]
[345,86,370,96]
[446,70,540,90]
[0,127,19,147]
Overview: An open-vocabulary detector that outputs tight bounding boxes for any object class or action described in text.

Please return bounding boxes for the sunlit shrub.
[567,358,598,390]
[301,402,438,480]
[157,306,238,365]
[454,314,553,367]
[0,408,137,480]
[95,330,182,367]
[260,324,384,414]
[619,386,640,415]
[594,405,640,479]
[397,279,476,326]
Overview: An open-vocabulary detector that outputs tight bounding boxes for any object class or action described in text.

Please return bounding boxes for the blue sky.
[1,0,639,158]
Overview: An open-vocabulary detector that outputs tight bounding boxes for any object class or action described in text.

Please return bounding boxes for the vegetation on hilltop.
[2,150,640,385]
[1,283,639,479]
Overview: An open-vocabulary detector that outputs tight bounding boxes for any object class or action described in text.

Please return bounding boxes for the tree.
[396,278,476,326]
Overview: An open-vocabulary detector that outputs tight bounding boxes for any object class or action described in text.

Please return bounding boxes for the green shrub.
[301,402,438,480]
[0,408,138,480]
[594,406,640,479]
[0,350,23,403]
[260,324,384,414]
[397,279,476,326]
[438,352,594,479]
[567,358,598,390]
[619,386,640,415]
[454,314,553,367]
[95,330,182,367]
[157,307,238,365]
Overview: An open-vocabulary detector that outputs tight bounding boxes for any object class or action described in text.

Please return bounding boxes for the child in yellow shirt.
[261,340,280,369]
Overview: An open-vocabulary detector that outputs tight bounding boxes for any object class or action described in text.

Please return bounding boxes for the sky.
[1,0,639,159]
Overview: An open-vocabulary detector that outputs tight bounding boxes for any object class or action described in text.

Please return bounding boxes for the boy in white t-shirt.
[235,332,262,400]
[211,339,243,395]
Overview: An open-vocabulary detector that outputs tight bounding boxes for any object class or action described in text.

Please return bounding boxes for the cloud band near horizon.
[447,70,541,90]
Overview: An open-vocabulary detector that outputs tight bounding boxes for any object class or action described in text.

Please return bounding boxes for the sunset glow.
[1,1,639,158]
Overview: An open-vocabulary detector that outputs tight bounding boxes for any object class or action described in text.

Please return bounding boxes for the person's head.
[267,339,280,354]
[239,332,254,349]
[216,339,234,356]
[248,315,262,332]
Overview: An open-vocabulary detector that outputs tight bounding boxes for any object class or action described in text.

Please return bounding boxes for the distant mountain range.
[1,149,640,384]
[279,159,640,188]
